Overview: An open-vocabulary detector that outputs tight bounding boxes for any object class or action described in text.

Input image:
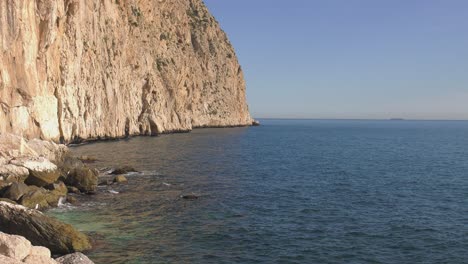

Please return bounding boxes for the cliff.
[0,0,252,143]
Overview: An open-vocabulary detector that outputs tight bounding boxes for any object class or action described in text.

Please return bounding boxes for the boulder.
[10,157,60,187]
[3,182,29,201]
[0,202,92,254]
[23,255,58,264]
[57,156,84,177]
[110,166,137,175]
[55,252,94,264]
[0,232,32,261]
[0,134,37,158]
[65,167,98,194]
[45,182,68,196]
[29,246,52,258]
[66,196,78,205]
[0,198,18,204]
[0,254,23,264]
[0,164,30,183]
[67,186,80,194]
[113,175,128,183]
[19,187,65,210]
[27,139,68,164]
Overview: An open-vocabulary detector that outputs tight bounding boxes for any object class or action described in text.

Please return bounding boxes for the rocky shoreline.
[0,133,134,263]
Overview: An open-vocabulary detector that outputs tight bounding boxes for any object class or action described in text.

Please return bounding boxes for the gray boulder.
[56,252,94,264]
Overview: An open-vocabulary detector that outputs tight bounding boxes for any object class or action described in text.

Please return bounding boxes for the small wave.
[108,190,119,194]
[162,182,172,186]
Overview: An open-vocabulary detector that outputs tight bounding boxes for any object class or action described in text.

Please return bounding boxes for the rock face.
[0,202,92,254]
[0,0,252,143]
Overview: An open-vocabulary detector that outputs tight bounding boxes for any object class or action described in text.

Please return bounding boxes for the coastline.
[0,121,259,263]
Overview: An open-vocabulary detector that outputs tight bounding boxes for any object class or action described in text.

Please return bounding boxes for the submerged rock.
[0,202,92,254]
[181,194,199,200]
[113,175,128,183]
[65,167,98,194]
[56,252,94,264]
[110,166,138,175]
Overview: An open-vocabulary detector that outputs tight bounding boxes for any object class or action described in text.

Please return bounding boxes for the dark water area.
[49,119,468,263]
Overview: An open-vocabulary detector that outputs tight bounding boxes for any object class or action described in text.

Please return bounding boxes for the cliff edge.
[0,0,252,143]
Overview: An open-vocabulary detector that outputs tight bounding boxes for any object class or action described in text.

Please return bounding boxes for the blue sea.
[49,119,468,263]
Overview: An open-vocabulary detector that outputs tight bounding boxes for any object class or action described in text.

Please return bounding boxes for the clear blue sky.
[204,0,468,120]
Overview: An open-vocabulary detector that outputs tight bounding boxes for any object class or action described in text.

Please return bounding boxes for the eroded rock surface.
[0,202,92,254]
[0,0,253,143]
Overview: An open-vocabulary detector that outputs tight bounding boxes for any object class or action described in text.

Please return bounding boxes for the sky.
[204,0,468,120]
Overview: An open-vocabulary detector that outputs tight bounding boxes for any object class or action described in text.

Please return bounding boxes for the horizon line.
[254,117,468,122]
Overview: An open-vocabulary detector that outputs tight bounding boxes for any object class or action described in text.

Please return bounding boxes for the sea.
[49,119,468,264]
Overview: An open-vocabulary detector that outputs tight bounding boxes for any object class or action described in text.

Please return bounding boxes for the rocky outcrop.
[0,202,92,254]
[0,0,253,143]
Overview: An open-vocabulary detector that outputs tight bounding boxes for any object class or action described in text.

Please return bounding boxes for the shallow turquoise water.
[49,119,468,263]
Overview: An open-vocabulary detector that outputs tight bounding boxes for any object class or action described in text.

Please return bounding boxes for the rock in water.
[110,166,138,175]
[56,252,94,264]
[181,194,199,200]
[0,0,252,143]
[0,202,92,254]
[65,167,99,194]
[113,175,128,183]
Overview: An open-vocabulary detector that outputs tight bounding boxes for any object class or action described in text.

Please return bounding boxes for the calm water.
[49,119,468,263]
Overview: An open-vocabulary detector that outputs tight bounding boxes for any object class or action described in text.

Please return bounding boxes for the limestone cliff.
[0,0,252,143]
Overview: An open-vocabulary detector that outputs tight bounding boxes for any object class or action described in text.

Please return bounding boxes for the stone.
[3,182,29,201]
[27,139,68,164]
[45,182,68,196]
[0,232,32,261]
[0,134,37,158]
[0,202,92,254]
[67,187,80,194]
[56,252,94,264]
[29,246,52,258]
[0,164,30,183]
[19,187,65,210]
[10,157,60,187]
[113,175,128,183]
[0,254,23,264]
[65,167,98,194]
[181,194,199,200]
[0,198,17,204]
[110,166,138,175]
[0,0,252,143]
[66,196,78,205]
[23,255,58,264]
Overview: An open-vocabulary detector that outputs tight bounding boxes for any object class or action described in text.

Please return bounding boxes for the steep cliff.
[0,0,252,143]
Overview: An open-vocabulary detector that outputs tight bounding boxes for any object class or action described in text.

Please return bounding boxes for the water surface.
[50,119,468,263]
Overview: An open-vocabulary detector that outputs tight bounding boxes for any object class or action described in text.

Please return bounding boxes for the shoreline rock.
[0,232,94,264]
[0,202,91,255]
